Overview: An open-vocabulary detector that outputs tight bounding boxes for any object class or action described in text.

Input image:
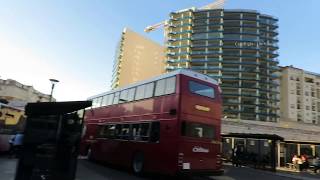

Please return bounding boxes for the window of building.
[189,81,215,98]
[290,104,295,108]
[290,76,294,80]
[305,91,309,96]
[296,90,301,95]
[306,106,310,110]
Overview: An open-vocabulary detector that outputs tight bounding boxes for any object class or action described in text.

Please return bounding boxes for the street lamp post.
[49,79,59,102]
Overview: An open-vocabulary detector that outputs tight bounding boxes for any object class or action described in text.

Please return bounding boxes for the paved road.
[0,157,315,180]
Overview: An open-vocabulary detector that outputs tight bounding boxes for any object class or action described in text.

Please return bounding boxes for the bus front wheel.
[132,152,144,175]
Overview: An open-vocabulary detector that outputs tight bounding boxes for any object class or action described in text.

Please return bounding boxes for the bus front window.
[189,81,215,98]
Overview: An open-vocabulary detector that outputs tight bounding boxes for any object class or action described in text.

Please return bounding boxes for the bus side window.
[155,79,165,96]
[101,95,108,107]
[106,124,116,138]
[150,122,160,143]
[127,88,135,102]
[165,76,176,94]
[119,90,128,103]
[113,92,120,104]
[115,124,122,139]
[144,82,154,99]
[97,125,105,138]
[135,85,146,100]
[97,96,103,107]
[92,98,98,108]
[140,123,150,141]
[132,124,140,140]
[121,124,131,140]
[107,94,114,106]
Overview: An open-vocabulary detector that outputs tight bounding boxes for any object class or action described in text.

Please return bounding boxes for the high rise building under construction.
[165,8,279,122]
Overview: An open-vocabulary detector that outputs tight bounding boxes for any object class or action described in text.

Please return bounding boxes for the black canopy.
[25,101,92,115]
[222,133,284,141]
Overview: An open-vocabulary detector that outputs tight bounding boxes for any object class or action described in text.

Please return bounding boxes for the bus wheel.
[132,152,144,175]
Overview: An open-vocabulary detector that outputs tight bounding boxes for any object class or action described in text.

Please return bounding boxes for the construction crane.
[200,0,226,10]
[144,0,227,33]
[144,21,167,33]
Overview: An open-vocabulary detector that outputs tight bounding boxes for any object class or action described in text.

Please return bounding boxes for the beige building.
[111,28,165,89]
[280,66,320,125]
[0,78,51,108]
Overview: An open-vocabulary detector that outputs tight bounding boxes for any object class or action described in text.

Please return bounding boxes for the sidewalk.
[275,167,320,180]
[223,163,320,180]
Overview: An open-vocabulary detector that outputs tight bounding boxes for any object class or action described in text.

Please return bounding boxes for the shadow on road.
[77,160,211,180]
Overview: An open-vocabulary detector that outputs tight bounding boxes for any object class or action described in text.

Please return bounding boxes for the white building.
[280,66,320,125]
[0,78,52,108]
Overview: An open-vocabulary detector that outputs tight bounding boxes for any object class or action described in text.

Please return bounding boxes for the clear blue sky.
[0,0,319,101]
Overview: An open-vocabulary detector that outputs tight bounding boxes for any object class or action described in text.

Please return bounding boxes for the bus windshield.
[189,81,215,98]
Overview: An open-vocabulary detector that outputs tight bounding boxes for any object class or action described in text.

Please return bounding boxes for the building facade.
[0,78,51,108]
[111,28,165,89]
[280,66,320,125]
[165,8,279,122]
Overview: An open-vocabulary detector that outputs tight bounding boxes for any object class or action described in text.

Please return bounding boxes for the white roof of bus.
[89,69,218,99]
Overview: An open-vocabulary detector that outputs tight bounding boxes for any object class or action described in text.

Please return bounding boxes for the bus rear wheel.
[132,152,144,175]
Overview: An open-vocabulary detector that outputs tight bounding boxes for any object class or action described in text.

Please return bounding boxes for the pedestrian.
[8,135,15,158]
[292,155,299,170]
[301,154,308,171]
[297,155,303,172]
[231,147,238,167]
[311,156,320,173]
[11,132,24,158]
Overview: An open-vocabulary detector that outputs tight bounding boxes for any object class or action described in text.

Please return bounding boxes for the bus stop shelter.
[222,133,284,171]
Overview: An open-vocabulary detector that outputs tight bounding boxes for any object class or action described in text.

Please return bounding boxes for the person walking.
[11,132,24,158]
[231,147,238,167]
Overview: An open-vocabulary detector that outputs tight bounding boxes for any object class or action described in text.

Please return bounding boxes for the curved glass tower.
[166,9,279,122]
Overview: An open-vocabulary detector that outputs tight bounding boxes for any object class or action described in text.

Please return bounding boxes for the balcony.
[167,59,189,63]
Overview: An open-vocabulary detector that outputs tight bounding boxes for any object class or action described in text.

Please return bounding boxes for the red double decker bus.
[80,69,223,175]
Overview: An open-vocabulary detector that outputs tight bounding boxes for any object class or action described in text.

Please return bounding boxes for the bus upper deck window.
[165,77,176,94]
[127,88,135,102]
[189,81,215,98]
